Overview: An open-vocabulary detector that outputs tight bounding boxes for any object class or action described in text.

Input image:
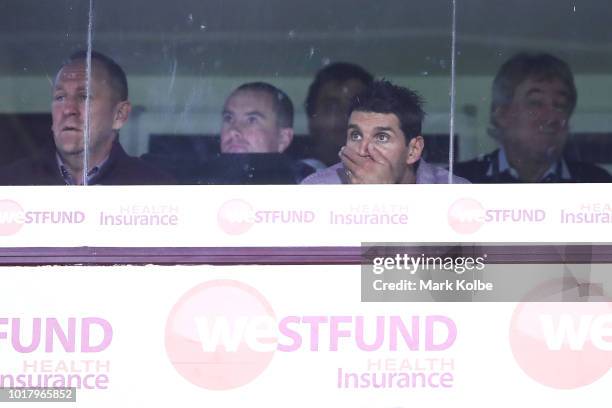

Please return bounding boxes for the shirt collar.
[487,147,571,181]
[56,153,109,185]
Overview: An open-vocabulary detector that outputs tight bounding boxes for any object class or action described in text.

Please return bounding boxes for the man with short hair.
[305,62,374,168]
[0,50,174,185]
[220,82,294,154]
[195,82,313,184]
[454,52,611,183]
[302,80,468,184]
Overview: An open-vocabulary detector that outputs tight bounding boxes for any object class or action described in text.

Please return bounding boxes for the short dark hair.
[490,52,577,137]
[349,80,425,142]
[305,62,374,118]
[60,50,129,101]
[233,82,294,128]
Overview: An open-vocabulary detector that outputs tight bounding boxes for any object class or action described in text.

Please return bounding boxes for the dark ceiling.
[1,0,611,77]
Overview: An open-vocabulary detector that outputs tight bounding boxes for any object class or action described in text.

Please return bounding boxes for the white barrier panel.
[0,184,611,247]
[0,265,610,407]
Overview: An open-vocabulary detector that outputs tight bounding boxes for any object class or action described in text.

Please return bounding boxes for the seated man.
[195,82,314,184]
[304,62,374,169]
[302,80,468,184]
[454,52,611,183]
[0,50,174,185]
[220,82,294,154]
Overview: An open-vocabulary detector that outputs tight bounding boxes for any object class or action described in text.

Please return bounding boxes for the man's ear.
[277,127,294,153]
[406,135,424,165]
[112,101,132,131]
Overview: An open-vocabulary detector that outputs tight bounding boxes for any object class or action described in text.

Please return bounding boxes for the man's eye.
[79,94,89,101]
[222,113,232,122]
[349,131,362,141]
[554,101,570,113]
[53,95,65,102]
[375,133,390,142]
[246,116,259,125]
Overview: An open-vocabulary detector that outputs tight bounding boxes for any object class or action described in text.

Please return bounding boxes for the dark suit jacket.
[454,149,612,183]
[0,142,175,185]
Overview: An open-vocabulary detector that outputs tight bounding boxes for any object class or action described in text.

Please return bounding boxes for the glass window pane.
[452,1,612,183]
[0,1,90,185]
[89,1,454,185]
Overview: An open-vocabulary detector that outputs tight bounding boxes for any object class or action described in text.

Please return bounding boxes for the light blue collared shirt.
[486,147,571,182]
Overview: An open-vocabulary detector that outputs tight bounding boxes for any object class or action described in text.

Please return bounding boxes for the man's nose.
[228,120,245,137]
[62,96,81,116]
[357,138,370,156]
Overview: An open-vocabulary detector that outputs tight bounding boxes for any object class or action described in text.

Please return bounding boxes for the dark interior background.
[1,0,611,179]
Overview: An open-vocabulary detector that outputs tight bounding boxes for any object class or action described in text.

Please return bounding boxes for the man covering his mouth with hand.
[302,79,468,185]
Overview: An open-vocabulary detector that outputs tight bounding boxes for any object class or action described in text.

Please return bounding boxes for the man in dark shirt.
[0,50,173,185]
[194,82,313,184]
[454,52,611,183]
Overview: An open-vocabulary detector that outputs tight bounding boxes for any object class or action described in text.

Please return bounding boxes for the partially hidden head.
[305,62,373,165]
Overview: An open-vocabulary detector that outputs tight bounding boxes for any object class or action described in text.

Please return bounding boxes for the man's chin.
[54,135,84,151]
[56,146,85,158]
[222,146,250,154]
[534,144,563,160]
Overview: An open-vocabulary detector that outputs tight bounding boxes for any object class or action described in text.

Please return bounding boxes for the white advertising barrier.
[0,265,611,407]
[0,184,612,247]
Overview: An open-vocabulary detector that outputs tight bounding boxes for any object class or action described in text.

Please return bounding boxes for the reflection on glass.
[453,1,612,183]
[4,2,612,185]
[0,1,90,183]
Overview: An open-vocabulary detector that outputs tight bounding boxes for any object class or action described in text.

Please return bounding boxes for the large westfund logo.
[447,198,545,234]
[165,280,276,390]
[509,278,612,389]
[0,199,85,236]
[165,280,456,390]
[217,199,315,235]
